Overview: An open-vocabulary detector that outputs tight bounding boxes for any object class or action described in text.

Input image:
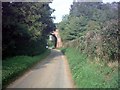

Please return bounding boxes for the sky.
[49,0,120,23]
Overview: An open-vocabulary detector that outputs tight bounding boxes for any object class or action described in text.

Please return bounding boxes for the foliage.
[61,47,118,88]
[59,2,119,88]
[64,20,118,61]
[2,2,56,59]
[47,37,56,48]
[58,2,119,61]
[2,49,50,88]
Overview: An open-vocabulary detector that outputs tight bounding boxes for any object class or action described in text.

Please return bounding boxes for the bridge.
[51,29,62,48]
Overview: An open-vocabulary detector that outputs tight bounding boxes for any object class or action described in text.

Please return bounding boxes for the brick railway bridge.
[50,29,62,48]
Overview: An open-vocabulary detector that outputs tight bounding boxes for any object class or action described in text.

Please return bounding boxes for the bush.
[64,20,119,62]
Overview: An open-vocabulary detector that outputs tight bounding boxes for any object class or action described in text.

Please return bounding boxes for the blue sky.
[50,0,120,23]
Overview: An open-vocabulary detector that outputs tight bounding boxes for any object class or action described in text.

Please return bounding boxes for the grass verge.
[2,49,50,88]
[61,47,118,88]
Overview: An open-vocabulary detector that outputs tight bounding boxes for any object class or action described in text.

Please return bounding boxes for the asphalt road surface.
[7,49,74,88]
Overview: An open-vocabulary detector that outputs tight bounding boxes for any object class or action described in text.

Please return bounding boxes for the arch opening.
[48,29,62,49]
[48,34,57,49]
[51,34,57,48]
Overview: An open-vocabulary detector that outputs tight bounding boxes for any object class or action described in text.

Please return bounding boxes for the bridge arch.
[49,33,57,48]
[50,29,62,48]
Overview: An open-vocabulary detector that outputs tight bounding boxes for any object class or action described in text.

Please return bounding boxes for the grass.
[2,49,50,88]
[61,47,118,88]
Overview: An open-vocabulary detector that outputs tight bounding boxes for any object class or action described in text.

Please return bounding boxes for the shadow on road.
[32,49,62,70]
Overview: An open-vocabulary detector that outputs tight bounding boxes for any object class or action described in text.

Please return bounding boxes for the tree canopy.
[58,2,119,61]
[2,2,56,59]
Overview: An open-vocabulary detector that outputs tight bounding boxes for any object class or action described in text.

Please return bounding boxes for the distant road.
[7,49,74,88]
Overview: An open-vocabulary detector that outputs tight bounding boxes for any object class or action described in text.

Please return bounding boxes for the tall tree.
[2,2,56,59]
